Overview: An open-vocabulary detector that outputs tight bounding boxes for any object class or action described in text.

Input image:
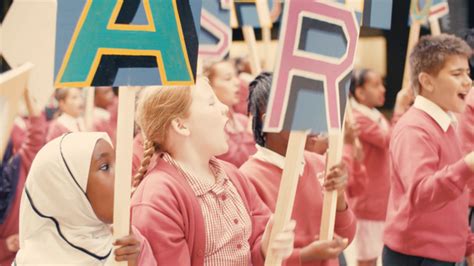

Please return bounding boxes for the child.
[204,61,257,167]
[131,77,296,265]
[240,72,356,266]
[383,34,474,265]
[15,132,155,265]
[47,87,86,141]
[0,91,46,265]
[346,68,402,266]
[93,86,118,144]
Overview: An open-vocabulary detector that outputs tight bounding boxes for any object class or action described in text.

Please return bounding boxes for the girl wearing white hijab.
[15,132,155,265]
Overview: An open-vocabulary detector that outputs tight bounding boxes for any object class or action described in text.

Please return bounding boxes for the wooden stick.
[242,26,262,75]
[319,129,344,241]
[264,130,308,266]
[111,86,137,266]
[402,20,421,90]
[0,63,33,159]
[429,17,441,36]
[262,26,272,71]
[84,87,95,131]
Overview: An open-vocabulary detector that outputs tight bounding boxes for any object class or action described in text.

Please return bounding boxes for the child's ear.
[355,87,365,102]
[418,72,434,93]
[171,118,190,137]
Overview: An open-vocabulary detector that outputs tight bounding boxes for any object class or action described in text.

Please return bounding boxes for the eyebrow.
[96,152,111,159]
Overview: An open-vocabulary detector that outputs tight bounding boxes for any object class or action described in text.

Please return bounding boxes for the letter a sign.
[54,0,201,88]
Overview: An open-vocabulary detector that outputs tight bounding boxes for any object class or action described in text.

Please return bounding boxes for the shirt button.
[237,244,242,249]
[221,194,227,201]
[234,219,239,224]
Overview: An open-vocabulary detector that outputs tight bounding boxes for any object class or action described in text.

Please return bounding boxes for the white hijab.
[15,132,114,265]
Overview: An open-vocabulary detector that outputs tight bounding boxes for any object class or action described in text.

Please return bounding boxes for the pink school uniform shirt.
[92,105,117,145]
[0,116,46,265]
[240,147,356,266]
[458,89,474,155]
[457,89,474,206]
[384,96,474,262]
[46,114,86,142]
[217,113,256,167]
[130,154,274,266]
[346,99,392,221]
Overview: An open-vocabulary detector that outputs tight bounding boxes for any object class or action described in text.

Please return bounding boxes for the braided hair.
[247,72,272,147]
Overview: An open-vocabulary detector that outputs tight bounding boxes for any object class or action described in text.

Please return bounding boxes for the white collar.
[350,98,383,123]
[413,95,457,132]
[93,107,111,121]
[252,145,305,175]
[58,113,85,132]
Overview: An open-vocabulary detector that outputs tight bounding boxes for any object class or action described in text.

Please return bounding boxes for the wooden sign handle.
[242,26,262,75]
[429,17,441,36]
[84,87,95,131]
[402,20,421,90]
[262,26,272,71]
[264,130,308,266]
[111,86,138,266]
[319,129,343,241]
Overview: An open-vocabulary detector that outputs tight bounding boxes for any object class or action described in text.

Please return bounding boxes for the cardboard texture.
[2,0,56,108]
[0,63,33,159]
[199,0,232,61]
[54,0,202,88]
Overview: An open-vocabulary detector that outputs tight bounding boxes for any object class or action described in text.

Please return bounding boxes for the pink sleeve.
[46,121,67,142]
[393,127,473,212]
[334,206,357,244]
[343,144,367,198]
[458,100,474,154]
[0,236,13,262]
[356,115,391,149]
[17,115,46,170]
[131,226,157,266]
[131,202,191,265]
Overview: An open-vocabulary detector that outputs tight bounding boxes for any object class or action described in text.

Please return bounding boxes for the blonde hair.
[410,34,472,93]
[133,86,192,186]
[203,60,234,84]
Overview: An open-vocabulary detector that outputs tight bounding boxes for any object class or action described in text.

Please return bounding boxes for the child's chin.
[452,103,466,113]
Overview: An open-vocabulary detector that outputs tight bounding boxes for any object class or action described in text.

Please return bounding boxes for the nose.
[463,73,472,88]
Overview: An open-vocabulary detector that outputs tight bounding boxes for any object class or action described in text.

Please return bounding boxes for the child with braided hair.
[240,72,356,266]
[130,77,296,265]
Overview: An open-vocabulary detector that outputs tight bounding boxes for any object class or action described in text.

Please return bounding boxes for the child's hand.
[300,234,348,262]
[467,254,474,266]
[465,151,474,172]
[343,120,359,145]
[323,163,348,195]
[113,234,141,265]
[306,133,329,155]
[394,86,415,115]
[6,234,19,252]
[261,216,296,260]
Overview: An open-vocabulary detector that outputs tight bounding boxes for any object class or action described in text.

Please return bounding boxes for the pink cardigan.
[0,116,46,265]
[345,109,392,220]
[130,157,273,266]
[240,151,356,266]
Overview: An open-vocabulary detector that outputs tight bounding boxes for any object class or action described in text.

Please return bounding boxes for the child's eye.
[99,164,109,171]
